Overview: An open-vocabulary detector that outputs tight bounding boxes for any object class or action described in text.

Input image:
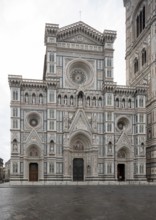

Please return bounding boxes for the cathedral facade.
[9,0,154,183]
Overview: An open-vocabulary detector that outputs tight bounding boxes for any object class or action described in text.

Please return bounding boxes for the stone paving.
[0,184,156,220]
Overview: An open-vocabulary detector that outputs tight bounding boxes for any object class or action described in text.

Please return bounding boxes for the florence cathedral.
[8,0,156,183]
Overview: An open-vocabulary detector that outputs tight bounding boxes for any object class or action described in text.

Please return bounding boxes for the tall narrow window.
[13,91,18,100]
[56,56,62,66]
[116,98,119,107]
[49,91,55,102]
[106,57,113,67]
[49,109,55,119]
[142,48,146,66]
[107,112,112,121]
[139,125,144,133]
[107,123,112,132]
[98,163,104,174]
[122,98,125,108]
[107,70,112,78]
[143,6,145,29]
[13,119,18,129]
[49,121,55,130]
[139,96,144,107]
[139,114,144,123]
[107,164,112,174]
[136,15,139,37]
[13,163,18,173]
[49,53,54,62]
[140,164,144,174]
[70,96,73,105]
[49,64,54,73]
[56,163,63,174]
[136,6,146,38]
[13,108,18,117]
[44,162,47,174]
[134,58,139,73]
[20,162,23,174]
[140,10,143,33]
[97,60,104,70]
[107,94,112,106]
[49,162,54,173]
[92,97,96,107]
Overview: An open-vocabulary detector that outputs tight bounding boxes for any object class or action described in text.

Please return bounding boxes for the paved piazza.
[0,185,156,220]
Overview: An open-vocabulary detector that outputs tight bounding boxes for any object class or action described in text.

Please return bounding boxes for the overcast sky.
[0,0,125,163]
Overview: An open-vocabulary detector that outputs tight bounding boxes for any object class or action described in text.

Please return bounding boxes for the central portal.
[29,163,38,181]
[117,164,125,181]
[73,158,84,181]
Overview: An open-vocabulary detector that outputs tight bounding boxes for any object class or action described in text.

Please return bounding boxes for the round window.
[66,59,94,88]
[30,119,38,127]
[117,122,124,130]
[27,112,40,128]
[117,117,130,131]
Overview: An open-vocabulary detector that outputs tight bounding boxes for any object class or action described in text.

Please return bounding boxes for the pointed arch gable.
[69,109,93,135]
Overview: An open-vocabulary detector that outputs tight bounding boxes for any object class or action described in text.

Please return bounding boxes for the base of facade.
[9,174,149,185]
[9,180,156,186]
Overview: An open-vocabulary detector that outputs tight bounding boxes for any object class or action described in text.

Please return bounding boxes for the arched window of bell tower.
[142,48,146,66]
[134,58,139,74]
[135,4,146,38]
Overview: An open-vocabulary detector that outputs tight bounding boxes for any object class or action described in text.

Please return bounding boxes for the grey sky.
[0,0,125,163]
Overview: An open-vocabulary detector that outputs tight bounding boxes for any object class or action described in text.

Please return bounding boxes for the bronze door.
[29,163,38,181]
[117,164,125,181]
[73,158,84,181]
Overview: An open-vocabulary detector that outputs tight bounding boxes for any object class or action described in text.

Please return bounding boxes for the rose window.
[70,68,86,85]
[116,117,131,131]
[66,60,94,88]
[30,119,38,127]
[27,112,41,128]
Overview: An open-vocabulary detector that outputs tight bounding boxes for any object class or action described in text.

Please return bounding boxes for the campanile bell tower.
[123,0,156,181]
